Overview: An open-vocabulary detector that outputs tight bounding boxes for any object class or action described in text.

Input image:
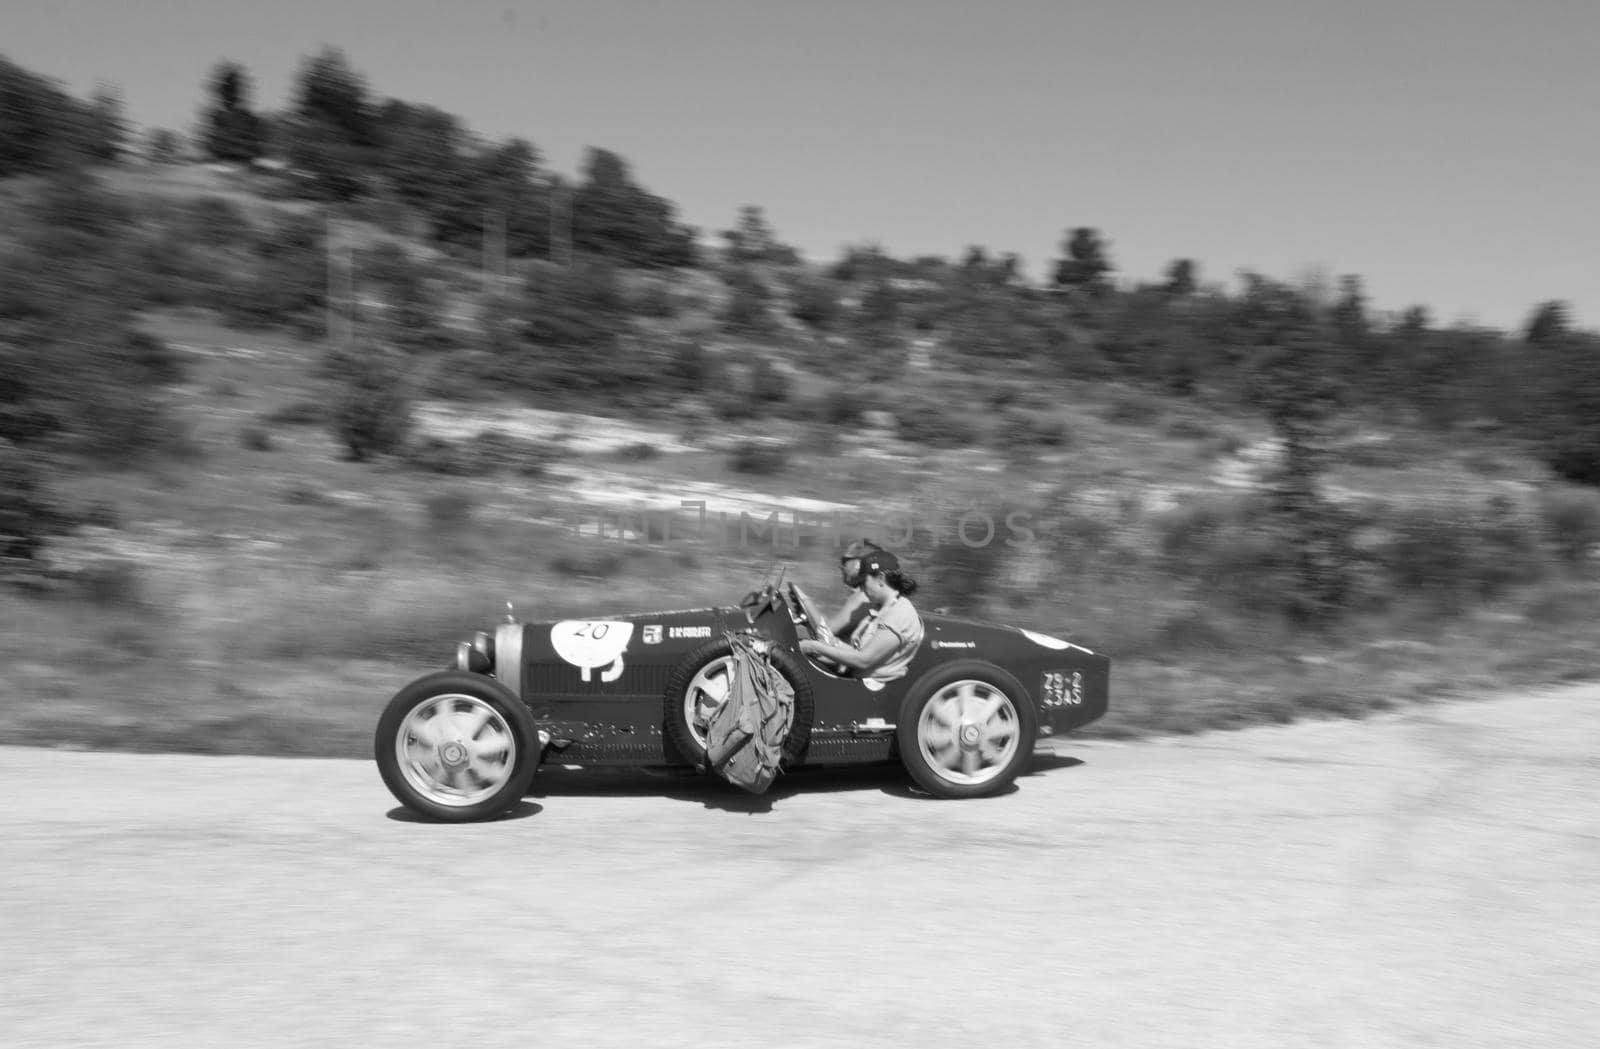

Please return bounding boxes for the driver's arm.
[799,629,899,675]
[826,589,868,636]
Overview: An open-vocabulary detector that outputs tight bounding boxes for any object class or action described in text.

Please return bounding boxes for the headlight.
[472,630,495,666]
[455,641,492,673]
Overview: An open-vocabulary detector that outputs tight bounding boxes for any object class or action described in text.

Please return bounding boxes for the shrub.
[404,436,481,476]
[824,386,865,426]
[239,425,274,451]
[1538,488,1600,565]
[728,440,788,474]
[1102,389,1164,426]
[789,274,841,331]
[72,557,145,608]
[282,482,330,506]
[617,441,659,461]
[1154,494,1250,562]
[423,490,473,532]
[420,350,492,402]
[748,357,790,403]
[125,331,185,385]
[1381,497,1543,609]
[663,339,716,394]
[631,280,678,318]
[181,196,255,245]
[712,386,757,422]
[328,341,413,461]
[263,399,328,426]
[0,439,70,562]
[721,268,777,335]
[897,400,979,448]
[550,545,626,578]
[473,429,549,477]
[1164,416,1217,442]
[994,408,1072,453]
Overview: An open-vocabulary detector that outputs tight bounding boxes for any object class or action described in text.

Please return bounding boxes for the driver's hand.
[798,639,820,656]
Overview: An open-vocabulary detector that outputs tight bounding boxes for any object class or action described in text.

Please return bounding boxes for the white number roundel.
[550,620,635,683]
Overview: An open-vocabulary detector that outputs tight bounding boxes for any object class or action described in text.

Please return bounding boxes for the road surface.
[3,685,1597,1049]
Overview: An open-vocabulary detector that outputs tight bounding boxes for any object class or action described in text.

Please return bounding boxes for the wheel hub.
[959,722,981,748]
[439,740,469,768]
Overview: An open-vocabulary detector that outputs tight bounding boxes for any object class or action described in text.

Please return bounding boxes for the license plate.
[1040,670,1083,708]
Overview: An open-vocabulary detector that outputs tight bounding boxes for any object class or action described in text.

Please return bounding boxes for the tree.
[492,259,645,399]
[1329,274,1382,391]
[1234,275,1351,623]
[0,56,97,174]
[1533,334,1600,485]
[1052,227,1113,297]
[375,100,468,215]
[1523,300,1570,347]
[722,266,776,335]
[144,128,182,164]
[722,205,797,265]
[571,148,697,267]
[789,273,841,331]
[1163,258,1197,296]
[202,62,263,164]
[829,242,891,283]
[85,84,128,162]
[470,137,549,259]
[283,47,378,199]
[0,438,69,562]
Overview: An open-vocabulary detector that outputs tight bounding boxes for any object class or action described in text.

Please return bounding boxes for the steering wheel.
[782,582,830,642]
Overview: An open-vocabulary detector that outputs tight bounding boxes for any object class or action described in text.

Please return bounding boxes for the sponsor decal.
[669,625,712,639]
[550,620,635,683]
[642,625,663,644]
[1040,670,1084,708]
[932,640,976,649]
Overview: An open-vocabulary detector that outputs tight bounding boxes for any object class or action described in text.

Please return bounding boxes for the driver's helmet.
[840,538,884,589]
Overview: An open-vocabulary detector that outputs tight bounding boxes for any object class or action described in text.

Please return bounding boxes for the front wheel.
[375,672,540,821]
[896,661,1037,798]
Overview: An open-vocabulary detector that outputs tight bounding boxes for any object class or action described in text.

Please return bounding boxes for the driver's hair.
[876,568,919,596]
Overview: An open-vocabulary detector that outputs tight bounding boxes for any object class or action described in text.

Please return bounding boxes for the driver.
[800,550,924,682]
[826,538,884,639]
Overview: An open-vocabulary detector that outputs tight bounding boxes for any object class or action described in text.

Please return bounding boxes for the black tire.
[663,637,815,767]
[375,671,541,822]
[896,660,1037,799]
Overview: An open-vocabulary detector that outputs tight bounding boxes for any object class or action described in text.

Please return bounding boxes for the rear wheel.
[375,672,540,821]
[896,661,1036,798]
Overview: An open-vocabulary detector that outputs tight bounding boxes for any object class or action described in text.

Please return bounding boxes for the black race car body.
[375,577,1110,820]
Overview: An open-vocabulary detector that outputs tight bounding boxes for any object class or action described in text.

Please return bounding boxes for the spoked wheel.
[680,656,734,755]
[897,662,1037,798]
[375,672,540,821]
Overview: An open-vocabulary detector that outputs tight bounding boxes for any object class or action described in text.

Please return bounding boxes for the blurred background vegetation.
[2,48,1599,756]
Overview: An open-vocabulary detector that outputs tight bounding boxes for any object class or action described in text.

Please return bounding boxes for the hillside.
[3,157,1600,758]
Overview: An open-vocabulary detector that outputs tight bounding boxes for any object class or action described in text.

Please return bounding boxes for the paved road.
[3,686,1597,1049]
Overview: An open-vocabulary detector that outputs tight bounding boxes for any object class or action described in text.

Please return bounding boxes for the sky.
[7,0,1598,332]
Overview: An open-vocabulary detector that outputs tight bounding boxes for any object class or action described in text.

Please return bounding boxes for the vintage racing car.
[375,574,1110,821]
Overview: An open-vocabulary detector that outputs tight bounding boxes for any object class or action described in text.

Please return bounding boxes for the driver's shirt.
[847,593,924,682]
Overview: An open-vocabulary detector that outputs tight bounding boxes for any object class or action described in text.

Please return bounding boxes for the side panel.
[518,608,733,765]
